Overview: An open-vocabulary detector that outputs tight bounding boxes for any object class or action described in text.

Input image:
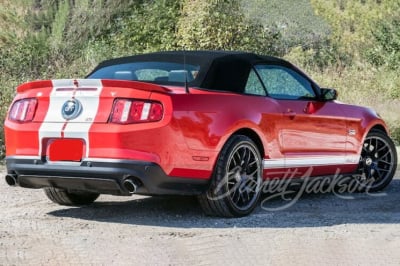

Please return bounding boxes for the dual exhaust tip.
[5,174,141,194]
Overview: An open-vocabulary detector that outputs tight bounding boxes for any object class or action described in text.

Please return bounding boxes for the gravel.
[1,157,399,265]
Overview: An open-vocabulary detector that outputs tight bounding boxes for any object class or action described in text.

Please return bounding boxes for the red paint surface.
[4,79,389,180]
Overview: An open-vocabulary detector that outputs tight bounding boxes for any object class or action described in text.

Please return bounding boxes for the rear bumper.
[5,157,210,196]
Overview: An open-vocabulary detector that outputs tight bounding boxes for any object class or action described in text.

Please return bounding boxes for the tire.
[198,135,263,217]
[44,187,100,206]
[354,130,397,192]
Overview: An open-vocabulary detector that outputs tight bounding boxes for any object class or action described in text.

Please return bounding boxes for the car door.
[254,64,350,177]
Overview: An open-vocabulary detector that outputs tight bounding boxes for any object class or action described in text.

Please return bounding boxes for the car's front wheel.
[355,130,397,192]
[198,135,263,217]
[44,187,100,206]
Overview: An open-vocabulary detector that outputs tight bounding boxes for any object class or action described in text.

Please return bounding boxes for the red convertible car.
[4,51,397,217]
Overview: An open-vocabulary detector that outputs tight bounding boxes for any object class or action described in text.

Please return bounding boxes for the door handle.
[283,109,296,118]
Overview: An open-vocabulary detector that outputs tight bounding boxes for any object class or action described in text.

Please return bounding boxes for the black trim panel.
[6,157,210,196]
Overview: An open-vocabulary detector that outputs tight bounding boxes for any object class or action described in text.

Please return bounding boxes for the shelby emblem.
[61,99,82,120]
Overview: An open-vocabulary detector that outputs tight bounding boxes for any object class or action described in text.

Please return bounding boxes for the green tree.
[177,0,282,55]
[107,0,181,54]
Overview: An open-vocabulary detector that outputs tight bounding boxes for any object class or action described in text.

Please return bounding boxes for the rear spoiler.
[17,79,171,94]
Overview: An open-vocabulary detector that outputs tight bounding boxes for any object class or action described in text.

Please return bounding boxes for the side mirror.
[320,88,338,101]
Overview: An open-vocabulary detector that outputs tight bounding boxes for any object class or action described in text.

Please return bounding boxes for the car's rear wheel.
[198,135,262,217]
[355,130,397,192]
[44,187,100,206]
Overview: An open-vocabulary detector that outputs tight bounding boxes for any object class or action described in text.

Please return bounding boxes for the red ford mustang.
[4,51,398,217]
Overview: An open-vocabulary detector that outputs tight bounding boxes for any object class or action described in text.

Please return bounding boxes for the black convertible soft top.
[88,51,291,93]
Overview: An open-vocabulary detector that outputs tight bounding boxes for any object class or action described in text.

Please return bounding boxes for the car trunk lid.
[18,79,170,123]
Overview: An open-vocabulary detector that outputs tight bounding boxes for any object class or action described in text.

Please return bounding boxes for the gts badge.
[62,99,83,120]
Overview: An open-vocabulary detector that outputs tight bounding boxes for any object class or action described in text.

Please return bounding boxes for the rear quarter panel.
[170,91,282,158]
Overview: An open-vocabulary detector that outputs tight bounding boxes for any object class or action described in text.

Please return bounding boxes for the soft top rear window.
[87,62,200,85]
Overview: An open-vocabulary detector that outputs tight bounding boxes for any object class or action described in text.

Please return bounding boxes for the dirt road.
[1,159,400,265]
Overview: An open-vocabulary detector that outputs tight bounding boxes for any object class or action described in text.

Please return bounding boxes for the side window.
[255,65,315,100]
[244,69,266,96]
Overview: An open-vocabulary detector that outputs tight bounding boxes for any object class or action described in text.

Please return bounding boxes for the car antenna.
[183,50,190,94]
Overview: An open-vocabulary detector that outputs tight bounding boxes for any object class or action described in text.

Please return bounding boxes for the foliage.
[366,16,400,69]
[390,124,400,146]
[310,0,400,66]
[0,0,30,46]
[108,0,181,54]
[177,0,282,55]
[0,76,18,160]
[242,0,331,53]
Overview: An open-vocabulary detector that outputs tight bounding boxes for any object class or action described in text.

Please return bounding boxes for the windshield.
[87,61,200,85]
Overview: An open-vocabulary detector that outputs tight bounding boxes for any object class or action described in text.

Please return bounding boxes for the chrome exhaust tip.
[123,179,139,194]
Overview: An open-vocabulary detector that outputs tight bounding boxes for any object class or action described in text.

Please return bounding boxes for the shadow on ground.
[48,177,400,229]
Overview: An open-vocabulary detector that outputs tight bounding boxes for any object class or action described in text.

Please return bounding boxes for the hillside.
[0,0,399,158]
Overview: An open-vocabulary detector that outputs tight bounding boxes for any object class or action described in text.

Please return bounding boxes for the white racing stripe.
[38,79,103,158]
[263,155,360,169]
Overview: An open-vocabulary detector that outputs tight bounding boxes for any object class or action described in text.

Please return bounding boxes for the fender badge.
[62,99,82,120]
[348,129,356,136]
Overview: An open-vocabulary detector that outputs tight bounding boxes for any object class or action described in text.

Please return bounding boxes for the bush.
[107,0,181,54]
[285,41,350,71]
[243,0,331,54]
[177,0,282,55]
[0,33,51,79]
[0,77,19,160]
[389,123,400,146]
[366,17,400,69]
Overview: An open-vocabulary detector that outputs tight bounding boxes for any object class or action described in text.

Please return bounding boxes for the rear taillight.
[110,99,163,124]
[8,98,38,122]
